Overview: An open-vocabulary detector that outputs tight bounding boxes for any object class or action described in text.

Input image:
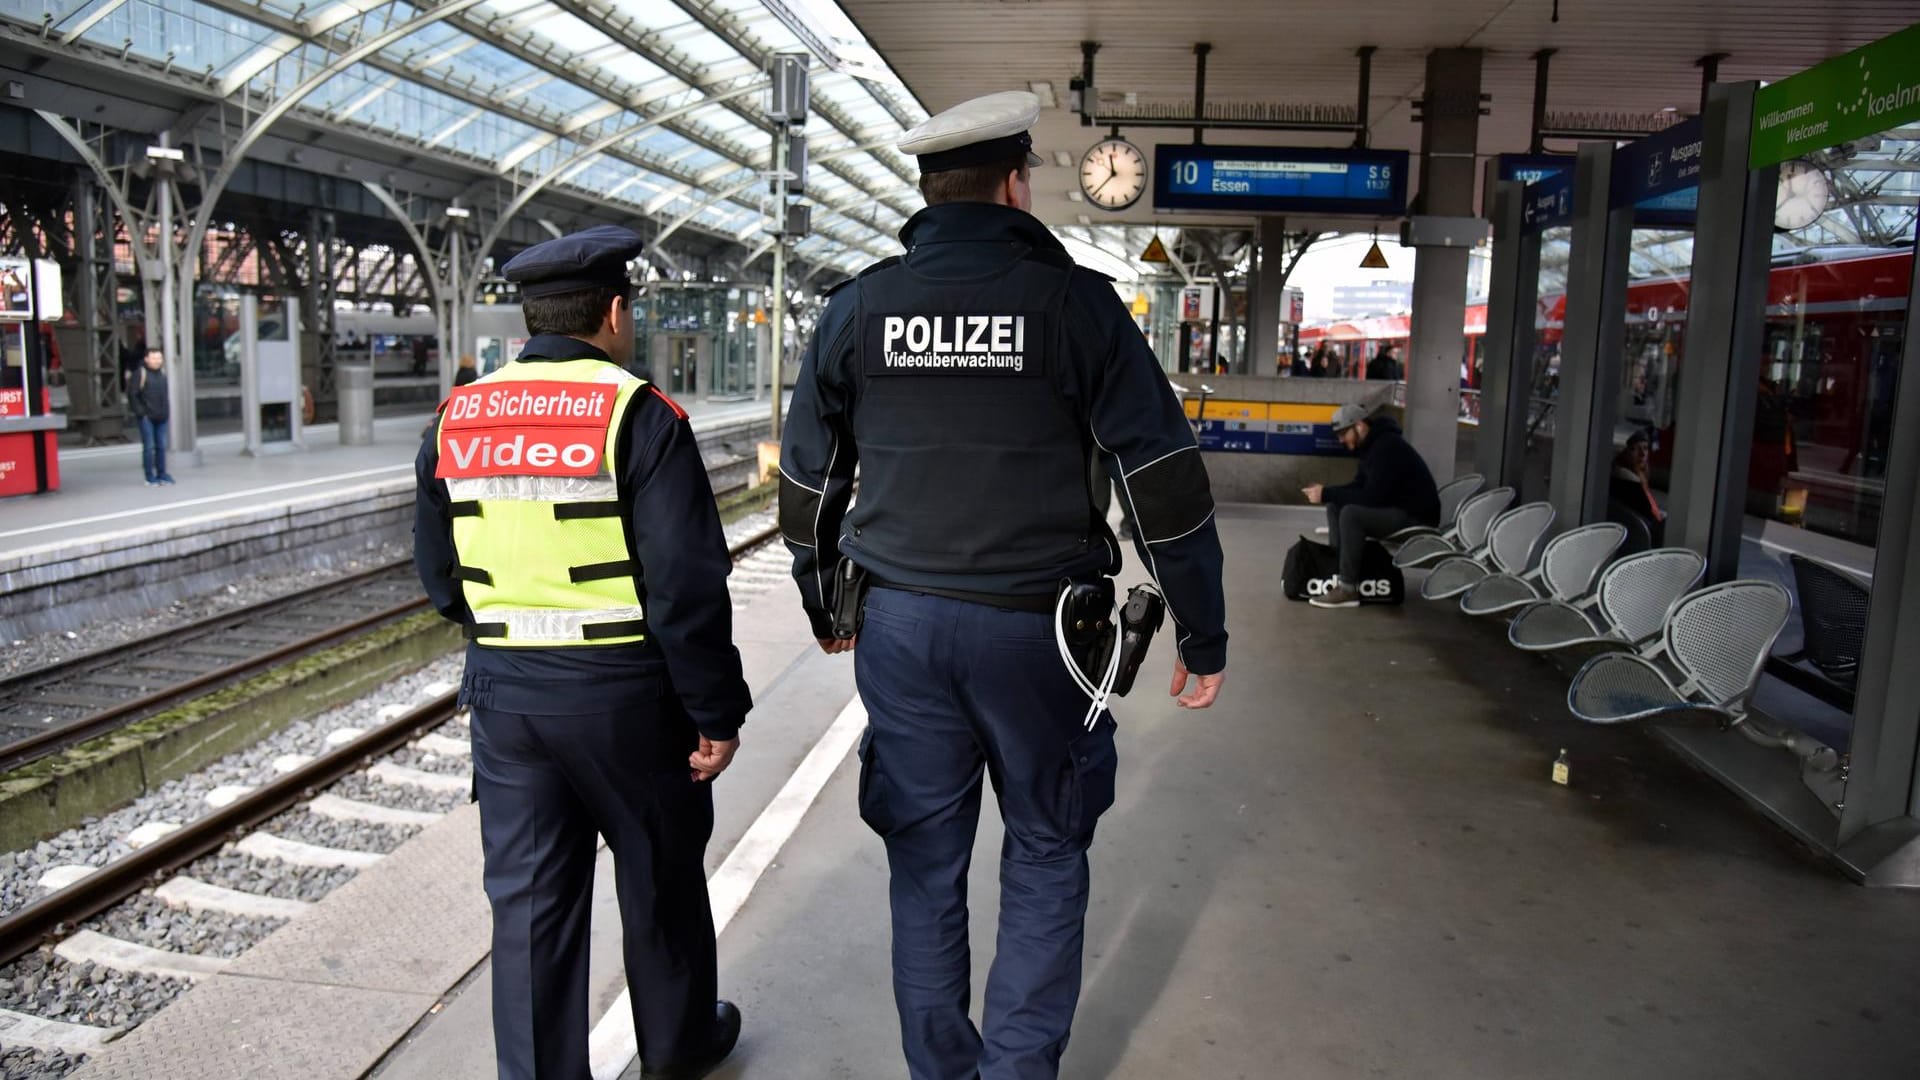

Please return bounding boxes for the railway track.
[0,520,791,1071]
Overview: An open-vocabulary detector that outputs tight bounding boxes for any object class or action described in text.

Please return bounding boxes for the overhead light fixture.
[1661,105,1680,113]
[1067,190,1085,203]
[1077,213,1092,226]
[1054,150,1074,168]
[145,145,185,161]
[445,205,472,219]
[1029,81,1057,108]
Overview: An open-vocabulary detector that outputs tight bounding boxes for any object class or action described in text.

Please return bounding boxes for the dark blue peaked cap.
[501,224,644,297]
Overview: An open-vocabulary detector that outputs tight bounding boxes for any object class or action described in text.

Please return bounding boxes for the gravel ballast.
[184,850,358,903]
[263,810,419,855]
[0,951,186,1031]
[1,1046,84,1080]
[0,542,412,680]
[329,770,467,816]
[1,652,466,914]
[79,893,284,958]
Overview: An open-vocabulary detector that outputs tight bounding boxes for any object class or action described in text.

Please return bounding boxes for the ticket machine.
[0,256,66,497]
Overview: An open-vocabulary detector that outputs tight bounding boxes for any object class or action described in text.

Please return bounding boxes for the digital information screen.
[1153,146,1410,215]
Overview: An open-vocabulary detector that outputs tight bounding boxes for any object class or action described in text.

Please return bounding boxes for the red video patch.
[435,381,616,479]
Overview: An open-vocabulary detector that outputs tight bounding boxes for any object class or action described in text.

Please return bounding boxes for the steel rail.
[0,692,461,967]
[0,594,432,773]
[0,521,785,966]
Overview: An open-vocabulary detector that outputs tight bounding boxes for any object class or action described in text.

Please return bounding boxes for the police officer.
[779,91,1229,1080]
[413,225,748,1080]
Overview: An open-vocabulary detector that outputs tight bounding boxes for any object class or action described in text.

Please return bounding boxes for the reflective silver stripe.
[445,474,618,503]
[470,605,648,641]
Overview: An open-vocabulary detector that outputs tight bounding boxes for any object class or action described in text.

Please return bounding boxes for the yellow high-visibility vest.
[435,357,649,647]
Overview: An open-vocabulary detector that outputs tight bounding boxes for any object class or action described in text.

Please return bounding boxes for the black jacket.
[130,367,169,423]
[413,335,751,740]
[1323,415,1440,526]
[780,202,1228,675]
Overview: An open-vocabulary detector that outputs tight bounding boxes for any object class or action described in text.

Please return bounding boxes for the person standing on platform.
[130,348,174,486]
[413,225,748,1080]
[779,90,1229,1080]
[1303,403,1440,609]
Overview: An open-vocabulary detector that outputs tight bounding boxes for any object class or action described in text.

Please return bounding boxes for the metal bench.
[1382,473,1484,548]
[1420,502,1556,601]
[1566,580,1792,726]
[1393,486,1514,569]
[1506,547,1706,653]
[1459,522,1626,616]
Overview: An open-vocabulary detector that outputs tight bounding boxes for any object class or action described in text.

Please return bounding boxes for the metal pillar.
[1249,218,1287,375]
[1475,178,1539,488]
[1406,49,1483,484]
[67,171,126,441]
[1548,142,1629,527]
[153,133,194,456]
[770,125,788,442]
[305,209,338,409]
[1663,82,1775,578]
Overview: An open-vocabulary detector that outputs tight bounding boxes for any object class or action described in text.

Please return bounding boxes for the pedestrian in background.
[131,348,174,486]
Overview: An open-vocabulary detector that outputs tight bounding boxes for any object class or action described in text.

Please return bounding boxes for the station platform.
[0,396,780,638]
[65,506,1920,1080]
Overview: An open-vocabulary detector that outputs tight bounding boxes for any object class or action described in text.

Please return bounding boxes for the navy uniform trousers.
[854,587,1120,1080]
[468,701,717,1080]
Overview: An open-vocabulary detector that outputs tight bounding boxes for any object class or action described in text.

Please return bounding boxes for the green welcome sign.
[1751,22,1920,168]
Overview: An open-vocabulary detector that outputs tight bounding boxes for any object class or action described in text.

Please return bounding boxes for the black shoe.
[640,1001,741,1080]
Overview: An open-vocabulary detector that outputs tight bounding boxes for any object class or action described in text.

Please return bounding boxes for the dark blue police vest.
[842,246,1106,587]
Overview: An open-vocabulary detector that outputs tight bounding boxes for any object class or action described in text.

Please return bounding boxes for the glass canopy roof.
[2,0,930,275]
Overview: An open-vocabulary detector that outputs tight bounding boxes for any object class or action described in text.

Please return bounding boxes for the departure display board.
[1153,145,1410,215]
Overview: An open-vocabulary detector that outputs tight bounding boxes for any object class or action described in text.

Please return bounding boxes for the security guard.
[779,92,1229,1080]
[414,225,748,1080]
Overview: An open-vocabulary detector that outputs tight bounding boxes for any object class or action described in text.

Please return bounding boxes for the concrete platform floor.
[392,504,1920,1079]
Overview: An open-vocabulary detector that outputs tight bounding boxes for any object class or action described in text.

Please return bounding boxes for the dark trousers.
[854,587,1119,1080]
[470,705,717,1080]
[138,416,168,481]
[1327,503,1416,585]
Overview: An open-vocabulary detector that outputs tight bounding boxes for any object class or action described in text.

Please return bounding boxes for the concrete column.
[1405,48,1483,484]
[1475,179,1537,487]
[1248,217,1287,377]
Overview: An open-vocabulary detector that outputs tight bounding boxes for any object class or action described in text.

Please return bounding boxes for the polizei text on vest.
[881,314,1029,372]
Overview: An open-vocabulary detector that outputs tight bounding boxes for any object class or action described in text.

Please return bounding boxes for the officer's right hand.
[1170,656,1225,710]
[689,735,740,782]
[817,636,856,655]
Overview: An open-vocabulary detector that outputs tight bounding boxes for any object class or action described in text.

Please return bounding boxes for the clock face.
[1079,139,1148,211]
[1775,159,1831,232]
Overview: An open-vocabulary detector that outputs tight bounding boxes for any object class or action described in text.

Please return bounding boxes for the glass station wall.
[1609,227,1697,550]
[1519,225,1572,505]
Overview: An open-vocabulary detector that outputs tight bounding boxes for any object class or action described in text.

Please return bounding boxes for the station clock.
[1774,160,1832,231]
[1078,138,1148,211]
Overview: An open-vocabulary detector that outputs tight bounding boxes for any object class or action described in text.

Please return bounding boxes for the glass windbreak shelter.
[635,283,763,401]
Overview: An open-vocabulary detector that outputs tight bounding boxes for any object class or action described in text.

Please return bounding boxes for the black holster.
[1057,578,1117,687]
[830,557,870,639]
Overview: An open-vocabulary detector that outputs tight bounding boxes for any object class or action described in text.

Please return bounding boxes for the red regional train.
[1299,247,1912,543]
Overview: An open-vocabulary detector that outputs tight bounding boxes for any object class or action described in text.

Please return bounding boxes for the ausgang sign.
[1751,22,1920,168]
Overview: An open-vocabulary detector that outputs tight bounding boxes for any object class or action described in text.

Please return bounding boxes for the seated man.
[1303,403,1440,608]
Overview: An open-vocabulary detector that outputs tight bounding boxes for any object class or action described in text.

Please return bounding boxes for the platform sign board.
[1154,145,1410,216]
[1751,23,1920,168]
[1520,172,1575,234]
[1179,399,1347,456]
[1496,154,1573,186]
[1611,116,1704,226]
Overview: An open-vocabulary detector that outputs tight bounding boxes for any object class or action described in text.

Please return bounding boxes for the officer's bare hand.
[689,735,740,782]
[1302,483,1324,505]
[1169,657,1225,710]
[817,636,856,655]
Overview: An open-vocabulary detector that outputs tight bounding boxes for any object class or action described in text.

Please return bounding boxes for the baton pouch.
[831,557,870,639]
[1109,584,1167,697]
[1057,578,1117,687]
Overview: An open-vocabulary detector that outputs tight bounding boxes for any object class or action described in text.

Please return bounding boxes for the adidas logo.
[1305,575,1395,598]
